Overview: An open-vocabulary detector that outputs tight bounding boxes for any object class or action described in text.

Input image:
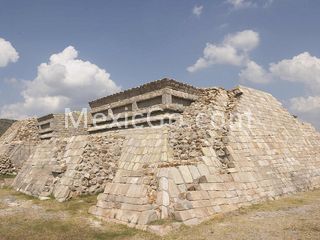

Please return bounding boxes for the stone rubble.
[0,154,16,175]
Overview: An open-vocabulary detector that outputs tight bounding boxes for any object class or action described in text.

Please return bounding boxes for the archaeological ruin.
[0,78,320,232]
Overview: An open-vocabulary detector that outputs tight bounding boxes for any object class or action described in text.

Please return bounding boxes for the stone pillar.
[132,101,138,111]
[162,93,172,105]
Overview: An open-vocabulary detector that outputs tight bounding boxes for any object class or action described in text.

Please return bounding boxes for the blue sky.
[0,0,319,129]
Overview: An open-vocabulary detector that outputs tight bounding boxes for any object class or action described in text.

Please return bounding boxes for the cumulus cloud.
[188,29,319,128]
[290,96,320,113]
[270,52,320,93]
[226,0,274,10]
[239,60,270,83]
[226,0,254,9]
[268,52,320,129]
[187,30,259,73]
[192,5,203,17]
[0,46,120,119]
[290,96,320,130]
[0,37,19,67]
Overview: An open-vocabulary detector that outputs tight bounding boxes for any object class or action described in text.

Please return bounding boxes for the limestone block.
[138,210,159,225]
[169,167,184,184]
[156,191,170,206]
[186,191,209,201]
[126,184,147,198]
[160,206,169,219]
[120,203,153,212]
[190,200,211,208]
[200,183,226,191]
[174,210,195,222]
[159,177,169,191]
[208,190,226,198]
[174,200,193,211]
[168,179,180,198]
[178,166,193,183]
[158,168,169,178]
[196,164,210,176]
[198,175,223,183]
[188,165,201,180]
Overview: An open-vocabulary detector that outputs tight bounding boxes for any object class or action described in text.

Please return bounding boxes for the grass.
[0,215,139,240]
[0,174,16,180]
[0,187,153,240]
[164,190,320,240]
[0,187,320,239]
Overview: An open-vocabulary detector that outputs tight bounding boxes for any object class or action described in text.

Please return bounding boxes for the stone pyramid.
[0,79,319,230]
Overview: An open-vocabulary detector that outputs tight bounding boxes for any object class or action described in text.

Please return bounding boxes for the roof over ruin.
[89,78,201,109]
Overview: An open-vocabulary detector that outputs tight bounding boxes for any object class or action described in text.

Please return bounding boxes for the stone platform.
[0,78,319,232]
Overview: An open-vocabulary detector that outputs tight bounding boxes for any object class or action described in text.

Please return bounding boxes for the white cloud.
[226,0,274,10]
[290,96,320,130]
[187,30,259,72]
[226,0,254,9]
[270,52,320,94]
[268,52,320,129]
[224,30,259,52]
[192,5,203,17]
[188,29,318,128]
[263,0,274,8]
[0,46,120,119]
[290,96,320,113]
[0,37,19,67]
[239,60,270,83]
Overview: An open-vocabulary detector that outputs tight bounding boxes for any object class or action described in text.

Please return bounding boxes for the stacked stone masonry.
[90,85,320,229]
[0,119,39,175]
[37,112,88,140]
[0,78,319,231]
[88,79,200,132]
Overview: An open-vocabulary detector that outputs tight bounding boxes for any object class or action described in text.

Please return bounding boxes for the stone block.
[188,165,200,180]
[186,191,209,201]
[174,200,193,211]
[174,210,193,222]
[168,179,180,198]
[159,177,169,191]
[169,167,184,184]
[156,191,170,206]
[200,183,226,191]
[197,164,210,176]
[138,210,159,225]
[178,166,193,183]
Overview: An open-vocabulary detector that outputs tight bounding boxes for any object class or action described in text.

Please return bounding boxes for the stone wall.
[91,86,320,229]
[0,119,39,144]
[89,78,200,108]
[4,83,320,231]
[13,132,125,201]
[168,87,240,167]
[89,127,174,227]
[38,112,88,140]
[0,119,39,175]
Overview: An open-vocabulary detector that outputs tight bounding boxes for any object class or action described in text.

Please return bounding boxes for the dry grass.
[0,187,154,240]
[0,174,16,180]
[165,190,320,240]
[0,185,320,240]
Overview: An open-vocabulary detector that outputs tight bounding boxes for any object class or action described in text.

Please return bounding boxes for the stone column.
[162,91,172,105]
[132,101,138,111]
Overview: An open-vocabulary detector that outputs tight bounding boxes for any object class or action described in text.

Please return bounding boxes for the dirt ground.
[0,184,320,240]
